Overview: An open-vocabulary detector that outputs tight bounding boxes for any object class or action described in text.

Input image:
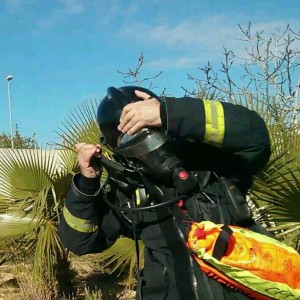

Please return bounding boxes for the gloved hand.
[172,167,198,195]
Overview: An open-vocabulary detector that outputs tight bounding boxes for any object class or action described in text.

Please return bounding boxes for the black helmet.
[97,86,160,149]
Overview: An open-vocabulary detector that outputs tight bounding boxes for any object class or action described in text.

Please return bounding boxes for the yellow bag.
[187,221,300,300]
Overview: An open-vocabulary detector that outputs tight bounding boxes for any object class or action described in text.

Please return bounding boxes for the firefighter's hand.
[75,143,102,178]
[117,90,162,135]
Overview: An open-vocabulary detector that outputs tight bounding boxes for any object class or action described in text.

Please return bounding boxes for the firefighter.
[58,86,271,300]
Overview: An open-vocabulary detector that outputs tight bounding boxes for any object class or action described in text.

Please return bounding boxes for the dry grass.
[0,265,21,300]
[0,254,135,300]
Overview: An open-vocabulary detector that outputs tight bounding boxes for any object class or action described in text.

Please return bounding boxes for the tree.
[0,124,38,149]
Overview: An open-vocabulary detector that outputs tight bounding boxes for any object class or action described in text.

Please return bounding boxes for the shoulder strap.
[153,187,199,300]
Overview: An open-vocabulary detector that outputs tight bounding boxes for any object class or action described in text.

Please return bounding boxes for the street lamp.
[6,75,14,149]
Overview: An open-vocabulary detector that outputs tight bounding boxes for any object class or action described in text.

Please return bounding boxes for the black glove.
[172,167,198,195]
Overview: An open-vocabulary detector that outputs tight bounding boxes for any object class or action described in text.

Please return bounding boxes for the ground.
[0,257,135,300]
[0,264,20,300]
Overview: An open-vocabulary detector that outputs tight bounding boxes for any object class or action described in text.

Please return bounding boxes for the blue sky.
[0,0,299,146]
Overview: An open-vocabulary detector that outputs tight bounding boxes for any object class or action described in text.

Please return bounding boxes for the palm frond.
[33,222,65,282]
[252,175,300,221]
[96,237,144,287]
[55,98,114,159]
[54,149,78,176]
[56,98,100,148]
[0,213,39,238]
[0,149,60,201]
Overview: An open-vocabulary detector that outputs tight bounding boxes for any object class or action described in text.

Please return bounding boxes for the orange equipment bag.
[187,221,300,300]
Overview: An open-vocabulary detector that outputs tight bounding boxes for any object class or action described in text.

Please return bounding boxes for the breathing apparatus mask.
[117,128,183,183]
[97,86,182,184]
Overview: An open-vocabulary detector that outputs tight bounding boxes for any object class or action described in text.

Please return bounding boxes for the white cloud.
[121,17,300,69]
[121,17,240,50]
[120,17,240,67]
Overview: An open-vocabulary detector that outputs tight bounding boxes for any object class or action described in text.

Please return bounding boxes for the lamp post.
[6,75,14,149]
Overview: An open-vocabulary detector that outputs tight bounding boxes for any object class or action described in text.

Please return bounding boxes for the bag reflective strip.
[63,206,98,233]
[203,100,225,147]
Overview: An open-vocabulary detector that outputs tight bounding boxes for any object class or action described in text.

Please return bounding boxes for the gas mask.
[116,128,182,183]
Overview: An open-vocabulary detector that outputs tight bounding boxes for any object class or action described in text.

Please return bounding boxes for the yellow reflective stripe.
[63,206,98,233]
[203,100,225,147]
[135,189,141,205]
[135,188,149,206]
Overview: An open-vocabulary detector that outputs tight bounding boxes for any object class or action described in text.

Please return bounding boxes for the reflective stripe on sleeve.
[135,188,150,206]
[63,206,98,233]
[135,189,141,206]
[203,100,225,147]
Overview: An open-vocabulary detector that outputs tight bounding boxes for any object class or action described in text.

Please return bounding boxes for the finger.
[95,144,102,151]
[118,110,136,132]
[119,103,135,122]
[120,116,139,134]
[77,144,99,160]
[118,117,131,132]
[79,147,94,160]
[127,122,144,135]
[94,145,102,157]
[119,108,134,123]
[135,90,152,100]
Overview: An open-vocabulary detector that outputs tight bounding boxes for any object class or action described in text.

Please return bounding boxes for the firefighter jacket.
[58,97,271,300]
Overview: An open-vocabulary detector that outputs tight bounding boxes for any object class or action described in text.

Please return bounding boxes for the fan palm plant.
[249,120,300,250]
[0,147,77,288]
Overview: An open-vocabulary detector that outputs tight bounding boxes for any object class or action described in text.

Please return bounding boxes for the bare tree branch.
[117,53,163,90]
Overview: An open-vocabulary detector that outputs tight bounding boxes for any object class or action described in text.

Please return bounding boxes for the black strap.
[133,221,143,300]
[212,225,233,260]
[154,188,199,300]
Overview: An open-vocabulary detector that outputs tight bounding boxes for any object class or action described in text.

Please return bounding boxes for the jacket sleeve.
[161,97,271,176]
[58,173,124,256]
